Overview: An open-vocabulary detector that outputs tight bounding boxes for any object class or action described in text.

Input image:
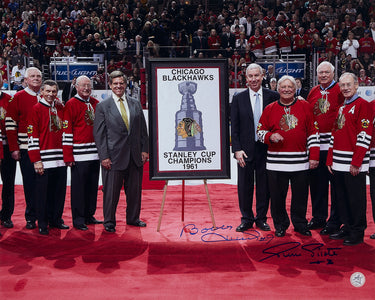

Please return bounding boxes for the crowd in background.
[0,0,375,90]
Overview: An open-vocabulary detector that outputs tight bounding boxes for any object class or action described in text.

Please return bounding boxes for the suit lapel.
[243,89,254,121]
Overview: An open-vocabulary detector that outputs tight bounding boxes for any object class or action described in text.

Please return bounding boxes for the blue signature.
[180,223,274,244]
[260,242,342,263]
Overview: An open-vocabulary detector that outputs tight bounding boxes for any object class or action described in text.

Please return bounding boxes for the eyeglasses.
[77,84,91,88]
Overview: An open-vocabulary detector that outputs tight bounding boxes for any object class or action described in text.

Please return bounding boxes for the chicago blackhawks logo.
[361,119,370,129]
[279,114,298,131]
[0,107,6,120]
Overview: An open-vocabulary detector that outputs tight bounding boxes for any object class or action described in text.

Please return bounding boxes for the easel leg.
[157,180,168,232]
[181,180,185,222]
[204,179,216,229]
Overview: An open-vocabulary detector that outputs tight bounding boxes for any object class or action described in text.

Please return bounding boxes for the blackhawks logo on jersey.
[27,125,33,134]
[361,119,370,129]
[0,107,6,120]
[279,114,298,131]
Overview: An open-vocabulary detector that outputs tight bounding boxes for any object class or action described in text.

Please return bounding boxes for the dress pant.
[309,150,341,229]
[334,171,367,240]
[369,168,375,224]
[20,149,37,222]
[237,142,269,224]
[268,169,309,231]
[36,166,67,229]
[0,145,17,221]
[102,158,143,228]
[70,160,100,226]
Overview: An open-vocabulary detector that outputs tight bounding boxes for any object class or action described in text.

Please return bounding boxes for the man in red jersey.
[306,61,345,235]
[0,74,15,229]
[5,67,42,229]
[327,73,372,246]
[28,80,68,235]
[62,75,102,231]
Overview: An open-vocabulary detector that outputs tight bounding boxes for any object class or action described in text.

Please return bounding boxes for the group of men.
[0,68,148,235]
[231,62,374,246]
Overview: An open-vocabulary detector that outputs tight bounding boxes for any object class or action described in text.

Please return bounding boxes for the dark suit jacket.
[220,32,236,49]
[231,88,279,161]
[191,36,208,52]
[93,94,149,170]
[62,82,77,104]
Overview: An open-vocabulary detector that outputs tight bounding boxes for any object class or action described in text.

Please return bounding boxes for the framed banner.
[148,58,230,180]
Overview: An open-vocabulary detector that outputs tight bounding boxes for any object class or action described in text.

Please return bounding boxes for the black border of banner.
[148,58,230,180]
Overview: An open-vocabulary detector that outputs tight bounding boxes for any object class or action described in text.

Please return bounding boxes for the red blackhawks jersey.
[27,98,65,169]
[293,34,309,50]
[5,88,39,151]
[62,96,99,162]
[306,82,344,151]
[325,37,340,55]
[327,96,372,172]
[0,91,11,147]
[257,99,320,172]
[369,100,375,168]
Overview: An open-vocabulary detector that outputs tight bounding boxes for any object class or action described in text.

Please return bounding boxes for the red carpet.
[1,184,374,299]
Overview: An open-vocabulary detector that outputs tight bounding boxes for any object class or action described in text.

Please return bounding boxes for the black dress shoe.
[295,228,312,236]
[74,224,88,231]
[256,222,271,231]
[26,221,36,229]
[320,226,338,235]
[370,233,375,239]
[343,238,363,246]
[104,226,116,233]
[57,224,70,230]
[307,220,326,230]
[1,219,14,228]
[329,229,348,240]
[236,222,253,232]
[275,229,286,237]
[86,217,103,225]
[127,220,147,227]
[39,228,49,235]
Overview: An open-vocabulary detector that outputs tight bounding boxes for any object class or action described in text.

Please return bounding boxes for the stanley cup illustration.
[174,81,206,151]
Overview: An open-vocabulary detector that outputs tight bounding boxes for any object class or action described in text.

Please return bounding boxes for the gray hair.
[246,63,263,75]
[317,61,335,73]
[76,75,91,86]
[339,72,358,84]
[25,67,42,79]
[277,75,297,91]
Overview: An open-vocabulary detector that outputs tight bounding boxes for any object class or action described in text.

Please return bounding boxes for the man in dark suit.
[220,25,236,57]
[191,29,208,57]
[93,71,149,233]
[62,77,77,104]
[295,78,309,99]
[231,63,279,232]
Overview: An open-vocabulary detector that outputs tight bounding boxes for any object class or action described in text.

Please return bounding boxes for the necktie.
[119,98,129,130]
[254,93,261,141]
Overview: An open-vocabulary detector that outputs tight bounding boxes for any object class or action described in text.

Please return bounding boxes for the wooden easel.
[157,179,217,232]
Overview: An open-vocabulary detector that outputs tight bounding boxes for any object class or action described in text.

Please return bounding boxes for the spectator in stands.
[248,28,264,58]
[192,28,208,57]
[359,29,375,58]
[278,25,292,54]
[293,27,309,56]
[10,59,26,90]
[358,68,372,86]
[207,28,221,57]
[342,31,359,58]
